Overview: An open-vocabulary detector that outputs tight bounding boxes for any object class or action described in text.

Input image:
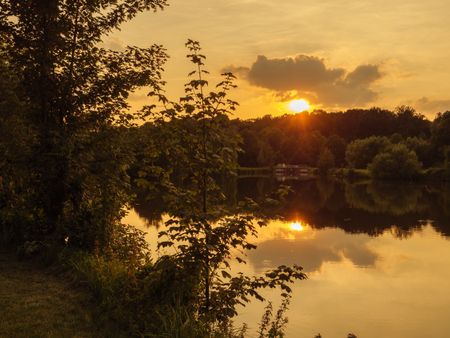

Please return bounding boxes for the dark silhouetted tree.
[432,111,450,153]
[368,144,422,180]
[1,0,168,249]
[317,147,335,175]
[346,136,391,169]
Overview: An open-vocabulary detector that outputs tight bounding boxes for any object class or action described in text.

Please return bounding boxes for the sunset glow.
[290,221,305,232]
[3,2,450,338]
[288,99,310,113]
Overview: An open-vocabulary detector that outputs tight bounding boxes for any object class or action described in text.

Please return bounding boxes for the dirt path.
[0,253,101,338]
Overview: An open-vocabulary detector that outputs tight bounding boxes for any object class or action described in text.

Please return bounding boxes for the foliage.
[431,111,450,161]
[143,306,248,338]
[3,5,308,332]
[68,248,269,337]
[61,41,307,337]
[0,0,168,250]
[326,134,347,167]
[345,136,391,169]
[257,295,291,338]
[68,252,131,303]
[0,49,37,246]
[141,40,307,331]
[394,105,429,137]
[317,147,335,175]
[234,107,431,168]
[368,144,423,180]
[69,226,150,313]
[401,137,433,167]
[131,101,447,178]
[109,222,151,267]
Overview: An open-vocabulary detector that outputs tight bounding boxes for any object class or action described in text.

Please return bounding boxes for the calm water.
[124,178,450,338]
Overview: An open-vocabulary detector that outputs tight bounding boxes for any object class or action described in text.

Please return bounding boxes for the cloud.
[415,97,450,115]
[224,55,383,107]
[248,55,345,92]
[102,36,125,51]
[222,65,250,78]
[247,228,378,273]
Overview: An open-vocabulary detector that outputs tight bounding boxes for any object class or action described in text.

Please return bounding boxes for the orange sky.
[105,0,450,119]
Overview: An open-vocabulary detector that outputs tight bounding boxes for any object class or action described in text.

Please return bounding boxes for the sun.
[290,221,304,232]
[288,99,310,113]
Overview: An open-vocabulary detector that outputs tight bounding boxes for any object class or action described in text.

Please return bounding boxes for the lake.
[124,178,450,338]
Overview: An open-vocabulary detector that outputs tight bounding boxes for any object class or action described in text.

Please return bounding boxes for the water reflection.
[132,178,450,239]
[247,222,378,274]
[126,179,450,337]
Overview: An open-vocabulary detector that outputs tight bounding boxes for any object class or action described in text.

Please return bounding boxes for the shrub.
[109,222,151,268]
[368,144,423,180]
[345,136,391,169]
[401,137,433,166]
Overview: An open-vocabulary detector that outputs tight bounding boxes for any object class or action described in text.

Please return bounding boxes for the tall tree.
[151,41,306,328]
[0,49,36,245]
[0,0,168,248]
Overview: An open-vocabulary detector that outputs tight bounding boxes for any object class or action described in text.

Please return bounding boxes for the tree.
[345,136,391,169]
[0,50,36,245]
[1,0,168,249]
[326,134,346,167]
[368,144,422,180]
[401,137,433,167]
[148,41,306,328]
[394,105,430,137]
[431,111,450,154]
[257,141,276,167]
[317,147,335,175]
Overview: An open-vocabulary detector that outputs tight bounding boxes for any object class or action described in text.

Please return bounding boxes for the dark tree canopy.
[432,111,450,149]
[232,107,432,168]
[0,0,168,248]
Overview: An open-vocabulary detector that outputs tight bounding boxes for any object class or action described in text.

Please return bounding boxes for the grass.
[0,252,113,338]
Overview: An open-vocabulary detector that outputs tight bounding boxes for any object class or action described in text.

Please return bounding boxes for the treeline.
[127,107,450,184]
[231,107,450,179]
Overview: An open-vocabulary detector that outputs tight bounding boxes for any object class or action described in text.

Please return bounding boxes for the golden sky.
[107,0,450,119]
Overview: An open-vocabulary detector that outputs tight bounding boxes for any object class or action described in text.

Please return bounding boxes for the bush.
[368,144,423,180]
[345,136,391,169]
[401,137,433,166]
[109,222,151,268]
[64,222,155,334]
[66,251,248,337]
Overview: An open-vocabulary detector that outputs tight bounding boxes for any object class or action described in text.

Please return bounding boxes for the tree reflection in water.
[131,178,450,238]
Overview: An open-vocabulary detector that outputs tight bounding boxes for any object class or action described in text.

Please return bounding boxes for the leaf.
[158,241,174,248]
[221,270,231,279]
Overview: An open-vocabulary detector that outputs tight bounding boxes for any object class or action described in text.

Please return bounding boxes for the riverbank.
[0,252,111,338]
[239,166,450,182]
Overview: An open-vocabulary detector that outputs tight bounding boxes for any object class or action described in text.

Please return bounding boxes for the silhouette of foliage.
[317,147,335,175]
[138,41,306,332]
[369,144,423,180]
[345,136,391,169]
[0,0,168,250]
